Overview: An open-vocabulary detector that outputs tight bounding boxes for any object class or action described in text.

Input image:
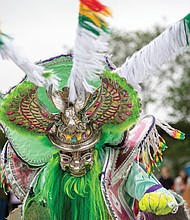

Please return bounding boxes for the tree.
[166,55,190,122]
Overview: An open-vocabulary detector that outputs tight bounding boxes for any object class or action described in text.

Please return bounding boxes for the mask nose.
[70,157,84,171]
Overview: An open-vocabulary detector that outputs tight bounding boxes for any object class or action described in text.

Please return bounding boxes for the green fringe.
[95,131,124,150]
[101,70,141,133]
[24,151,110,220]
[184,13,190,45]
[0,92,3,104]
[42,71,53,78]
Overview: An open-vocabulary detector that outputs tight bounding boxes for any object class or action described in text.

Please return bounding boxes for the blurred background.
[0,0,190,218]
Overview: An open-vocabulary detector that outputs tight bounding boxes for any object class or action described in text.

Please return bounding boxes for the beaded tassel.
[137,118,184,176]
[156,119,185,140]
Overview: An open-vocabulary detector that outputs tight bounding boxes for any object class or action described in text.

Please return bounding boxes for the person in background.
[182,182,190,207]
[174,169,190,195]
[159,166,174,190]
[174,169,190,207]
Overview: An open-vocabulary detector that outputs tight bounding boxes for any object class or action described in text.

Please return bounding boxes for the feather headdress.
[68,0,112,103]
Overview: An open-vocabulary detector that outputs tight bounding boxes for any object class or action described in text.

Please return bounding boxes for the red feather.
[80,0,106,12]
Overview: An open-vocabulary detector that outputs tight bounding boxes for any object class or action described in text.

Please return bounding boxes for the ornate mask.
[59,148,94,177]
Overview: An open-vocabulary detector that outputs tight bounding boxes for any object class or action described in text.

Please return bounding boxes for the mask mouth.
[69,167,88,177]
[70,162,93,177]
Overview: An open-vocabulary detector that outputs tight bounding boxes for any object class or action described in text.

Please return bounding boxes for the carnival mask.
[59,148,94,177]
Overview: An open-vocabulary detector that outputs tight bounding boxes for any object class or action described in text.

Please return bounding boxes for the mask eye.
[61,155,72,163]
[62,157,70,163]
[82,153,92,162]
[85,155,91,161]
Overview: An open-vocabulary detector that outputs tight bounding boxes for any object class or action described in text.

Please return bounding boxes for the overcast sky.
[0,0,189,93]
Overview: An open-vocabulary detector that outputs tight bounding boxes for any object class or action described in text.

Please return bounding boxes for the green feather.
[79,15,110,35]
[0,33,12,46]
[79,15,100,36]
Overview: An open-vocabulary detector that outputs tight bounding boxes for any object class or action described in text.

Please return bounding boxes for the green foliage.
[166,59,190,122]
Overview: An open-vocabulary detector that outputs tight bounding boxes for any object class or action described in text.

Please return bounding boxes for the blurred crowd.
[159,165,190,207]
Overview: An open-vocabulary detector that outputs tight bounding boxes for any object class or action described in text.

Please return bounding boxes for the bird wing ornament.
[0,82,55,135]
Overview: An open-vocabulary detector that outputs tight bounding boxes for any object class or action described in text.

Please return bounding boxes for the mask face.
[59,148,94,177]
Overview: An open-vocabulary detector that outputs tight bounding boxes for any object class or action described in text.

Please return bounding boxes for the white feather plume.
[116,19,190,90]
[0,34,59,89]
[68,25,109,103]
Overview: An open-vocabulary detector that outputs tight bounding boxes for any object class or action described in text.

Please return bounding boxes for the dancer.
[0,1,190,219]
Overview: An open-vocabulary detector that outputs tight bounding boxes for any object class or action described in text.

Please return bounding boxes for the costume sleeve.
[125,161,160,201]
[115,14,190,90]
[125,161,178,215]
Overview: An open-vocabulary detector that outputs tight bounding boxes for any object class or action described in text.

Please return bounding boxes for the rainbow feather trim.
[79,0,111,35]
[156,119,185,140]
